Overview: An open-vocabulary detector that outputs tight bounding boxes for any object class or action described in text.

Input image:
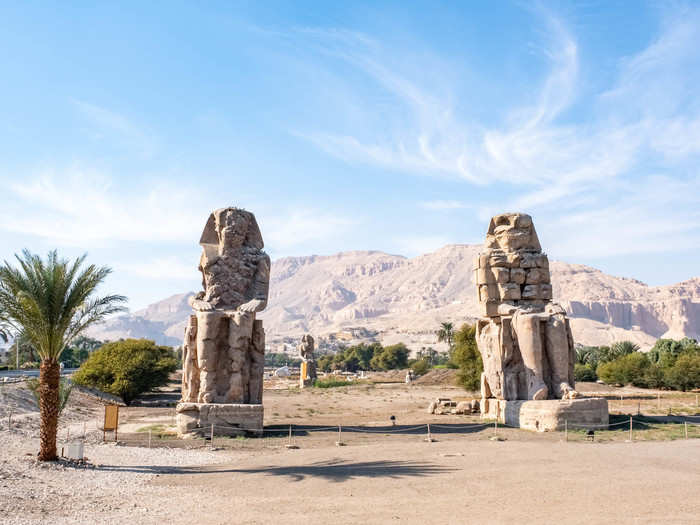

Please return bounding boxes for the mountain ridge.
[87,245,700,351]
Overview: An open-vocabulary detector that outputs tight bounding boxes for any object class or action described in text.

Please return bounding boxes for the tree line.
[575,338,700,391]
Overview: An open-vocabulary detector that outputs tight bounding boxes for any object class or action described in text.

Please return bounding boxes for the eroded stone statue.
[298,334,317,388]
[475,213,577,402]
[177,207,269,437]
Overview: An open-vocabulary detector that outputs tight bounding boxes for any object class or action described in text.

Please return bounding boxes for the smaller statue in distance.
[297,334,317,388]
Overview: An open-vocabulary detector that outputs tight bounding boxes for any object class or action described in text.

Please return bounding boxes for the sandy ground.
[1,380,699,524]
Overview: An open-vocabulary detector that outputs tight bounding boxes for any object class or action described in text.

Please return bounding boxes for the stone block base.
[176,403,263,438]
[481,398,608,432]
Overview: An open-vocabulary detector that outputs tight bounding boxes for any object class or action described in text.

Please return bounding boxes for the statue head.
[485,213,541,252]
[199,207,264,258]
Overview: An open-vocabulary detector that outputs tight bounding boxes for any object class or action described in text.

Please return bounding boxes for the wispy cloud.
[116,256,196,280]
[262,209,359,253]
[0,169,208,245]
[72,99,158,156]
[289,5,700,257]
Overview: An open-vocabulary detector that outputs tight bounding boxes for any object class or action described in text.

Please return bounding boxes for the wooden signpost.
[103,405,119,442]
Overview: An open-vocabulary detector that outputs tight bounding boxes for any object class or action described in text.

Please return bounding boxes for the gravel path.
[1,431,225,524]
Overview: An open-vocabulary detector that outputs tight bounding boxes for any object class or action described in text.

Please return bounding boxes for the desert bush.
[574,363,597,382]
[452,324,482,391]
[72,338,177,405]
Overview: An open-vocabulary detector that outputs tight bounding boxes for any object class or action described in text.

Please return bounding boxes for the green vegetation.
[574,363,597,382]
[0,250,126,461]
[574,337,700,391]
[265,352,301,368]
[72,338,177,405]
[60,336,103,368]
[410,357,431,376]
[436,322,455,349]
[317,342,409,372]
[313,377,352,388]
[452,324,482,391]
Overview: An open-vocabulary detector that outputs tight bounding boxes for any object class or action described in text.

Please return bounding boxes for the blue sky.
[1,1,699,310]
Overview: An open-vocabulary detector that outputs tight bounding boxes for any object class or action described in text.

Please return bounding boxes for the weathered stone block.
[521,284,539,299]
[526,268,546,284]
[489,254,508,267]
[176,402,263,437]
[510,268,526,284]
[479,284,500,302]
[498,283,521,300]
[540,284,553,300]
[507,253,521,268]
[476,267,496,284]
[481,300,500,317]
[494,267,510,283]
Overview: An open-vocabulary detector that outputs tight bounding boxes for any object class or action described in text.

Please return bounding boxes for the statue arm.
[239,254,270,313]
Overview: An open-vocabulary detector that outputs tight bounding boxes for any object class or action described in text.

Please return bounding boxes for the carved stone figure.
[474,213,577,402]
[297,334,316,388]
[176,207,269,437]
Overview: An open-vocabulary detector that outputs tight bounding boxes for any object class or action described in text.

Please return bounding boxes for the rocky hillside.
[87,245,700,351]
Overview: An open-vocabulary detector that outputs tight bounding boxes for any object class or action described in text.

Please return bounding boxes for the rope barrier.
[567,419,631,430]
[430,423,492,430]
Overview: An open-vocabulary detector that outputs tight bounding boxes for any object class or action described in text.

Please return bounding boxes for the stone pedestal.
[481,397,608,432]
[176,402,263,437]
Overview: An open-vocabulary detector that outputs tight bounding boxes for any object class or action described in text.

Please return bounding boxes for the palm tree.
[610,341,640,359]
[436,322,455,349]
[0,250,126,460]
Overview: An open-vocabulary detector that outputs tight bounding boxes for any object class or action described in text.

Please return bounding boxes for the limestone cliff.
[88,245,700,350]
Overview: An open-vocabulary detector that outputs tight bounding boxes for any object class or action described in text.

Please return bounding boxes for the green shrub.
[642,363,666,389]
[72,339,177,405]
[664,352,700,391]
[574,363,597,382]
[370,343,409,371]
[313,377,351,388]
[597,352,650,387]
[452,324,482,391]
[410,358,431,376]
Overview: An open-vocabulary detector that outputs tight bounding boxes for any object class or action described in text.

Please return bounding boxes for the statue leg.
[196,311,223,403]
[226,311,254,403]
[545,313,577,398]
[248,319,265,404]
[513,312,548,400]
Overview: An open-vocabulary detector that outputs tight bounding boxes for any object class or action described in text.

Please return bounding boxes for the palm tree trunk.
[38,358,60,461]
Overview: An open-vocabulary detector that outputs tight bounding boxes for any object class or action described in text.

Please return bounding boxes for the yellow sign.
[104,405,119,431]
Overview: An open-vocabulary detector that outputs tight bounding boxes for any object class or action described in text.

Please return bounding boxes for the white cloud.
[261,209,359,252]
[292,6,700,257]
[116,256,197,280]
[0,169,209,244]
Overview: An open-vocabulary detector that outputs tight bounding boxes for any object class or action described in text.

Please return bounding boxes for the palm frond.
[0,251,127,360]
